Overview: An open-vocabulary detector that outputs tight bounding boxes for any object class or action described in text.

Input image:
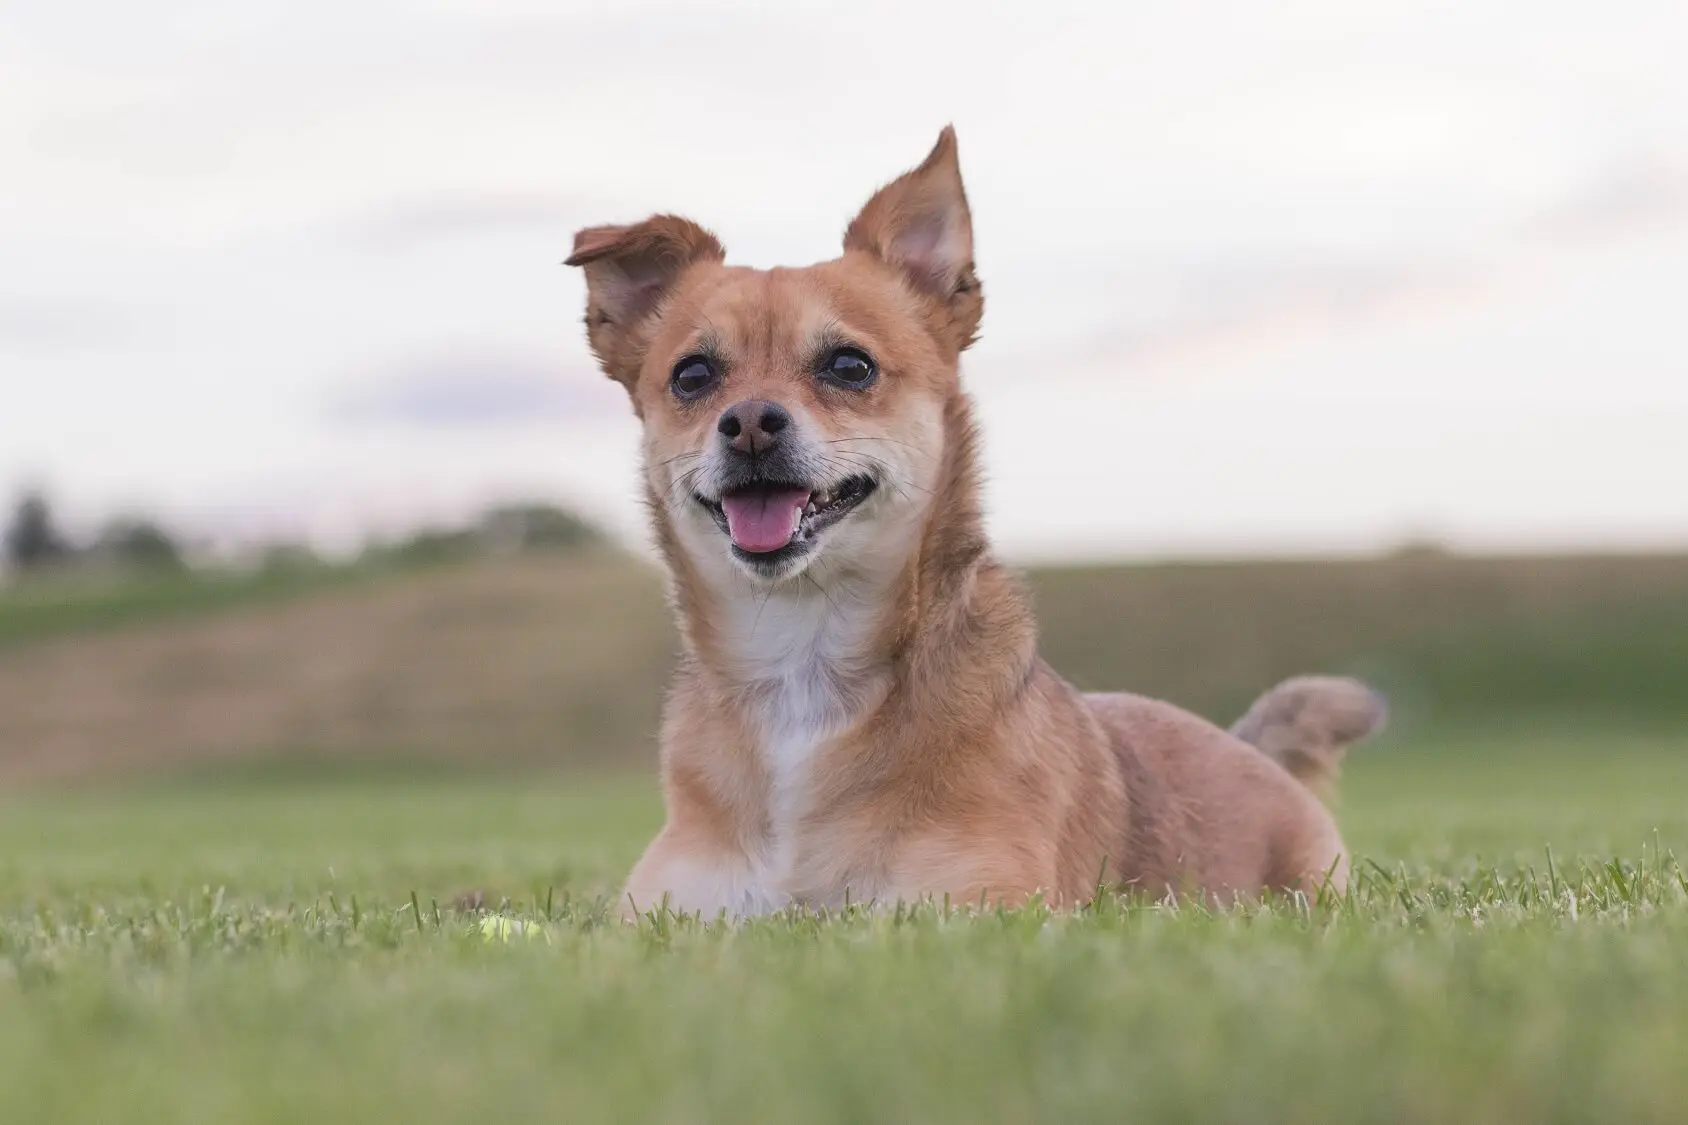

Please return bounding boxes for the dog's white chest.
[723,587,874,906]
[755,675,846,862]
[660,684,848,920]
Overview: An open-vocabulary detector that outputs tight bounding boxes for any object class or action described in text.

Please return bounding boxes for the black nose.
[716,400,791,456]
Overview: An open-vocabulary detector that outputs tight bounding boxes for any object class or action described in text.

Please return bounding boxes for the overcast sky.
[3,0,1685,560]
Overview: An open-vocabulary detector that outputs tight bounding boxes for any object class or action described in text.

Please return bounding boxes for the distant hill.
[2,552,1686,785]
[1028,554,1688,726]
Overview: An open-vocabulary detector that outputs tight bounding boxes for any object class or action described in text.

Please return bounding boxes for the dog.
[565,127,1387,919]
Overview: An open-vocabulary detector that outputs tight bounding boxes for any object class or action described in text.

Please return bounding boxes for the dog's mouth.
[695,474,878,563]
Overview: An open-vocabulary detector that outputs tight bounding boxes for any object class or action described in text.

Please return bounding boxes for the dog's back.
[1088,678,1387,900]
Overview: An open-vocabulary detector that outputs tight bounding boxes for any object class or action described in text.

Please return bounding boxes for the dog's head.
[566,128,981,585]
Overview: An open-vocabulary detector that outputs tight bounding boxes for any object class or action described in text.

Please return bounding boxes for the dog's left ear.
[566,215,726,389]
[844,126,981,352]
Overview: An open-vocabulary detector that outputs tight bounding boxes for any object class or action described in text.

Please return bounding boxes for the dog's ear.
[843,126,981,352]
[565,215,726,388]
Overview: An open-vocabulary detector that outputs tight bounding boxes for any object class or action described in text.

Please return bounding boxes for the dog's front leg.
[619,827,786,922]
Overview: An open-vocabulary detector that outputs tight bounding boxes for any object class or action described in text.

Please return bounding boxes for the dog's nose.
[716,400,791,456]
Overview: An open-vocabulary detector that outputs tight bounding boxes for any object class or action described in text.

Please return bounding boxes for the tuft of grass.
[3,729,1688,1123]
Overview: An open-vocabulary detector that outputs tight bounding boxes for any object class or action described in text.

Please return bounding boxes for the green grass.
[0,564,375,650]
[4,728,1688,1123]
[0,547,617,651]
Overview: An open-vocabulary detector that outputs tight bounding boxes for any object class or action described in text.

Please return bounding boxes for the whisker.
[664,466,708,507]
[750,582,775,638]
[823,454,917,508]
[652,450,705,470]
[822,452,934,500]
[803,571,843,618]
[823,437,936,461]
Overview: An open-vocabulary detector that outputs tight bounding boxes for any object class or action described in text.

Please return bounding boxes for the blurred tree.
[259,543,325,576]
[360,503,605,570]
[481,503,601,553]
[97,518,187,574]
[381,528,482,567]
[4,491,69,572]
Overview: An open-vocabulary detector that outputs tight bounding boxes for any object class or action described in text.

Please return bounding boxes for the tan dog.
[566,128,1387,918]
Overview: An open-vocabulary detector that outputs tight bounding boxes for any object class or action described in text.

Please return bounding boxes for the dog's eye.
[820,347,877,390]
[670,356,720,400]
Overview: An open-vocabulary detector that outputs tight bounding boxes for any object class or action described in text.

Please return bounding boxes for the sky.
[2,0,1685,561]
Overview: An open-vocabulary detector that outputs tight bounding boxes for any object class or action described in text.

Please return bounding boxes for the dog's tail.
[1229,676,1388,797]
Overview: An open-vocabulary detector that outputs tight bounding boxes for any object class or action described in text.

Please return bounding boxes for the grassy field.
[4,554,1687,1121]
[3,725,1687,1124]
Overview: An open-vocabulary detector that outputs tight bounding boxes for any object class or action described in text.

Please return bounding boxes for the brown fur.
[1229,675,1389,798]
[566,128,1387,918]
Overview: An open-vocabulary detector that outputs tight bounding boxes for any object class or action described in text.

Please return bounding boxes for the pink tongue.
[720,488,811,553]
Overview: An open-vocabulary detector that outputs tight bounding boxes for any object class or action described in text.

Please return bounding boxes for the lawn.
[3,726,1687,1124]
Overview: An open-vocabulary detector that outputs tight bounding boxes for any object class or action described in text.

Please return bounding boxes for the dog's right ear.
[565,216,725,388]
[843,127,981,353]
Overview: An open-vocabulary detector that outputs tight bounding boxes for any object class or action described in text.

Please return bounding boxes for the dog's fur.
[566,128,1387,918]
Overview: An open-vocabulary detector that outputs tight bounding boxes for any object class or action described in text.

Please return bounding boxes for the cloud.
[0,299,130,352]
[977,256,1488,384]
[331,193,596,249]
[992,150,1688,386]
[329,355,621,429]
[1526,155,1688,243]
